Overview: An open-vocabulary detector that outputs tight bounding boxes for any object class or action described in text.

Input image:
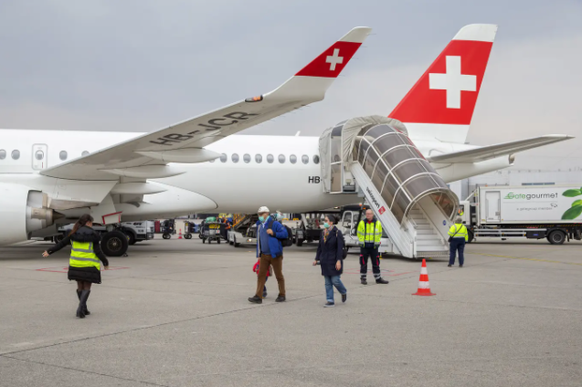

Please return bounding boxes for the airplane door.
[32,144,48,170]
[485,191,501,222]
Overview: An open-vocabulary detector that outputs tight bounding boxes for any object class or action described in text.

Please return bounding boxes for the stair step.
[416,244,448,251]
[416,240,444,247]
[415,225,433,231]
[416,234,440,240]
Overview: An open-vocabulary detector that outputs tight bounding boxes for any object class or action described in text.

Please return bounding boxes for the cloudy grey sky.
[0,0,581,170]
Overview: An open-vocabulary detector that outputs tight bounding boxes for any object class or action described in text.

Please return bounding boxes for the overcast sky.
[0,0,581,171]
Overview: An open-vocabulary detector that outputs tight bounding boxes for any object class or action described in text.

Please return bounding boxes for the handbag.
[336,229,348,259]
[448,225,460,243]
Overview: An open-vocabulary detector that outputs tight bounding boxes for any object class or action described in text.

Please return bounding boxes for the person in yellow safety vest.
[43,214,109,319]
[357,209,389,285]
[448,217,469,268]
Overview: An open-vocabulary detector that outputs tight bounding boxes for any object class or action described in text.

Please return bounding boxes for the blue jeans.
[324,275,347,303]
[449,238,466,266]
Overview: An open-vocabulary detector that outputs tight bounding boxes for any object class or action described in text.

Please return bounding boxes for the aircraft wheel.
[101,231,129,257]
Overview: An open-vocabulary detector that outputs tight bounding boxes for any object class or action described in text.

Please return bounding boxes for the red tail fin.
[389,24,497,143]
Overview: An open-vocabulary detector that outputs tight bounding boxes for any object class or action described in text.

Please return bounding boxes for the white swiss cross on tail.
[428,56,477,109]
[326,49,344,71]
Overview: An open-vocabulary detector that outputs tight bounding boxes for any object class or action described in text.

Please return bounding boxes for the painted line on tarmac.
[473,253,582,266]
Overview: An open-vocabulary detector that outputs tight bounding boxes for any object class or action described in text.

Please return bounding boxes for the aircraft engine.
[0,183,56,245]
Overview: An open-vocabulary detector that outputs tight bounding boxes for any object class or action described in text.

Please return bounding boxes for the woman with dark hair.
[42,214,109,318]
[313,214,347,307]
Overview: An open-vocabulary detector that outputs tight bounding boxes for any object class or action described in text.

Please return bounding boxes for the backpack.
[267,218,294,247]
[336,229,348,259]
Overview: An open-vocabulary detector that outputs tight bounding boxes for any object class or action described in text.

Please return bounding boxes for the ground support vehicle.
[201,222,224,244]
[459,185,582,245]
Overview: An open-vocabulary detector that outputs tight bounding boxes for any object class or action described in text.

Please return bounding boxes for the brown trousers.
[255,254,285,298]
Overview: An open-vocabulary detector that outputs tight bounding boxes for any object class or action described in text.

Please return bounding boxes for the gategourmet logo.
[503,192,558,200]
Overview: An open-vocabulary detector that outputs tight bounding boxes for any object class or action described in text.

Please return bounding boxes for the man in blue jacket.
[248,206,289,304]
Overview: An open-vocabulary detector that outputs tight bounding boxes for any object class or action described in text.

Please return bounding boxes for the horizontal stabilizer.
[428,135,574,164]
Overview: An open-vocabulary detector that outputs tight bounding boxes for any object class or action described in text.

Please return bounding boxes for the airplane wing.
[428,135,574,164]
[41,26,372,181]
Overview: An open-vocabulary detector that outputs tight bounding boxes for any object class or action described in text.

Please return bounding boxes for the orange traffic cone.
[178,229,183,239]
[412,259,435,296]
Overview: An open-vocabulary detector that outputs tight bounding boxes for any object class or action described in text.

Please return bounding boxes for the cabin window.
[59,150,68,161]
[0,149,6,160]
[243,154,251,163]
[290,154,297,164]
[255,154,263,163]
[302,155,309,164]
[35,150,44,160]
[313,155,320,164]
[278,154,286,163]
[267,154,274,163]
[12,150,20,160]
[231,153,239,163]
[220,153,227,163]
[82,151,89,156]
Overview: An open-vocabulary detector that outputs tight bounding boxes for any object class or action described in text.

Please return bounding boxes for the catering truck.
[459,185,582,244]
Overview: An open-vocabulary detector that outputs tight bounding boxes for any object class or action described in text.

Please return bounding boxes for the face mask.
[323,222,330,229]
[258,216,265,222]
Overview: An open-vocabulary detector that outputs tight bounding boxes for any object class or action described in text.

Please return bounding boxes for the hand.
[335,261,342,271]
[266,229,274,236]
[104,266,109,270]
[313,261,317,266]
[42,251,49,257]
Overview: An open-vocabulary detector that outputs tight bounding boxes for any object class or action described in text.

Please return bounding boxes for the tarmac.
[0,237,581,387]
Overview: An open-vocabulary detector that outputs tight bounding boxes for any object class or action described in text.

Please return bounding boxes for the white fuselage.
[0,129,506,221]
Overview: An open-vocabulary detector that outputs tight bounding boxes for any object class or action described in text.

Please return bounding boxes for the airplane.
[0,24,572,256]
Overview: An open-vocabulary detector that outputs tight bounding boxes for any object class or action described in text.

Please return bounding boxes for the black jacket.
[315,226,344,277]
[47,226,109,266]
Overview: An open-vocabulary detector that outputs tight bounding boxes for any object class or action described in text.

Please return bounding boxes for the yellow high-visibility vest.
[448,224,468,242]
[70,241,101,270]
[357,220,382,245]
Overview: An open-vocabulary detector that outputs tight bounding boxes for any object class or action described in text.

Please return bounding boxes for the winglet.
[264,26,371,102]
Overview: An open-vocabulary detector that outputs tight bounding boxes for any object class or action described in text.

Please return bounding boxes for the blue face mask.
[323,222,330,229]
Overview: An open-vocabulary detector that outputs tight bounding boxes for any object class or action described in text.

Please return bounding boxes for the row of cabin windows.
[210,153,320,165]
[0,149,90,161]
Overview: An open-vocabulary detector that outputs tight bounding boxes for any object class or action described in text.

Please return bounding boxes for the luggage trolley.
[201,221,224,244]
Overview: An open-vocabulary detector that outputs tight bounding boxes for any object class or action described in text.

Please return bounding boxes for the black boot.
[83,290,91,315]
[77,290,90,319]
[248,295,262,304]
[376,278,389,284]
[76,290,90,315]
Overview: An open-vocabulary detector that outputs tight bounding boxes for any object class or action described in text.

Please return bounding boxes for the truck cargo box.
[478,185,582,224]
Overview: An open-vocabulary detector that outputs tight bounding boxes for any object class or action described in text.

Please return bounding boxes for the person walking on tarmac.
[448,217,469,267]
[357,209,389,285]
[42,214,109,318]
[248,206,288,304]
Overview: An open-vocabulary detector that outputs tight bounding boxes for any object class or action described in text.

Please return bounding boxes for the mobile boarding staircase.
[319,116,458,259]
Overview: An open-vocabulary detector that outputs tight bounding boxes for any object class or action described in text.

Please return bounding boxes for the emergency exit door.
[485,191,501,222]
[32,144,48,170]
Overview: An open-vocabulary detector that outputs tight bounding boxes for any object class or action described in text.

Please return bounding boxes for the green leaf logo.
[562,189,582,197]
[573,200,582,207]
[562,205,582,220]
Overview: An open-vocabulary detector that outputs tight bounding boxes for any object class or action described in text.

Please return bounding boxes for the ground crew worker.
[357,209,389,285]
[42,214,109,318]
[448,217,469,267]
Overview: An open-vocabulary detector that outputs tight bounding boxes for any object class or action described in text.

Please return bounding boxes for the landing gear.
[101,231,129,257]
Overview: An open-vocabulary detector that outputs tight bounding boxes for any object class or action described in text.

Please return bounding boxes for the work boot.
[275,295,286,302]
[361,278,367,285]
[342,294,347,303]
[376,278,389,284]
[248,296,262,304]
[83,290,91,315]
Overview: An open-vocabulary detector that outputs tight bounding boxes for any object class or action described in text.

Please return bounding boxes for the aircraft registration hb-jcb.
[0,24,572,258]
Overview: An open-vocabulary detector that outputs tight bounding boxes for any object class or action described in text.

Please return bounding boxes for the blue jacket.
[256,218,288,258]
